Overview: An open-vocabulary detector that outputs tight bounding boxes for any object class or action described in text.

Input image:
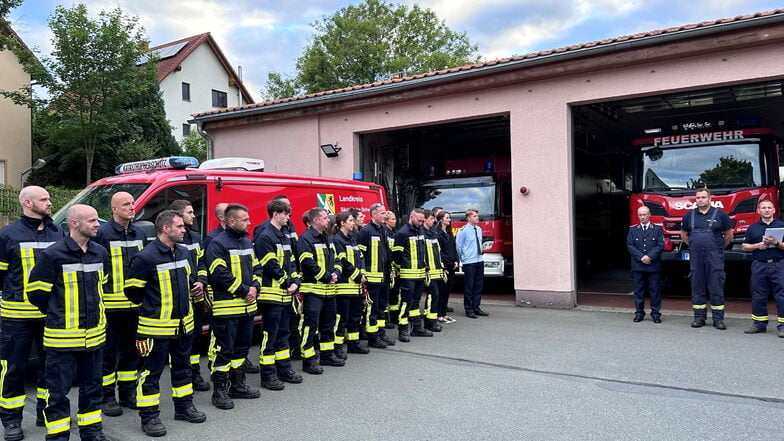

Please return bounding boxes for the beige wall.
[211,42,784,308]
[0,48,31,187]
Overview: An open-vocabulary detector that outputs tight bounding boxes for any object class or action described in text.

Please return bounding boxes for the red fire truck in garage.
[628,125,781,262]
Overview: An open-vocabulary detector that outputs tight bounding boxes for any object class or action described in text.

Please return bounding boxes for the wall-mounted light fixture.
[320,143,341,158]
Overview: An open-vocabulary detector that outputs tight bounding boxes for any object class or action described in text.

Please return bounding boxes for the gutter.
[192,12,784,125]
[195,121,215,159]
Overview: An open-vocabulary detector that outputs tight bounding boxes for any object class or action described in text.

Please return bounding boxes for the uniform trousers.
[209,315,253,374]
[462,262,484,314]
[43,349,102,441]
[750,259,784,329]
[258,302,293,379]
[336,296,364,343]
[299,294,336,358]
[189,302,211,371]
[137,331,193,423]
[0,319,46,426]
[102,310,139,402]
[398,279,424,327]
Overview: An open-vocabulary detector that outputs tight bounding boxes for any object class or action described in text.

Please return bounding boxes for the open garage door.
[572,79,784,304]
[359,115,514,287]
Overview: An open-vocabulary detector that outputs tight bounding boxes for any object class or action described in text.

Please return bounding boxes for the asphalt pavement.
[17,301,784,440]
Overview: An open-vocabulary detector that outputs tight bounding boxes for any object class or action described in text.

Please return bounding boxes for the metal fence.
[0,186,81,227]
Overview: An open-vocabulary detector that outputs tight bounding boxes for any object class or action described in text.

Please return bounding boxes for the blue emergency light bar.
[115,156,200,175]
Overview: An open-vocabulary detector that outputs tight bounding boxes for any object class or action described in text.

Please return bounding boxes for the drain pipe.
[194,120,214,159]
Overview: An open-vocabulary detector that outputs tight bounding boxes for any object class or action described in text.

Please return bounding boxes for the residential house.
[0,23,34,186]
[147,32,253,142]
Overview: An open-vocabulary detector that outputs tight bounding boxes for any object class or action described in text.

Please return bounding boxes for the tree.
[180,130,207,162]
[690,156,755,188]
[2,4,177,186]
[262,0,480,99]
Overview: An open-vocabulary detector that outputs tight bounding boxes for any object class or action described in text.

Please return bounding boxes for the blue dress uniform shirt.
[456,224,482,264]
[743,219,784,260]
[626,223,664,272]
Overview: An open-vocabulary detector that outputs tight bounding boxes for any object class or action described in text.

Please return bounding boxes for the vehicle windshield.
[416,179,496,221]
[642,143,762,192]
[52,183,150,226]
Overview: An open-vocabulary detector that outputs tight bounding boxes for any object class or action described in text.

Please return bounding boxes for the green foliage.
[0,0,23,18]
[0,184,79,225]
[180,130,207,162]
[691,156,755,188]
[4,4,178,188]
[264,0,480,99]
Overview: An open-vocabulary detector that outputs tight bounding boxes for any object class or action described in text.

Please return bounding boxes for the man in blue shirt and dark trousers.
[741,198,784,336]
[456,209,487,319]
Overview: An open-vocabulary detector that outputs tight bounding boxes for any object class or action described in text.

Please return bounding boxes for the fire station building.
[192,10,784,309]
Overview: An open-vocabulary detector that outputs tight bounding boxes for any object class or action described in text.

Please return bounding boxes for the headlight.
[482,239,494,250]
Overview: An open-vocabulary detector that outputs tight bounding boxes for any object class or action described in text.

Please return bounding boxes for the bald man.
[0,186,64,441]
[626,206,664,323]
[28,204,111,441]
[95,192,147,416]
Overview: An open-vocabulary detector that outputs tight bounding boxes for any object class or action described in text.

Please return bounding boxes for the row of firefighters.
[0,188,457,440]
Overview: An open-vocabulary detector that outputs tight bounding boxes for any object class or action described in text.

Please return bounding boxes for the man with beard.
[357,203,396,348]
[95,192,146,416]
[205,204,262,409]
[124,210,207,437]
[0,186,64,441]
[27,205,110,441]
[392,209,432,342]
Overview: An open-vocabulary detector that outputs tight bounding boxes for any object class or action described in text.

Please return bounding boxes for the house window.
[212,89,227,108]
[182,123,191,137]
[181,82,190,101]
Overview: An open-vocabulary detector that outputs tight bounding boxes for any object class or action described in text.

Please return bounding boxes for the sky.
[6,0,784,101]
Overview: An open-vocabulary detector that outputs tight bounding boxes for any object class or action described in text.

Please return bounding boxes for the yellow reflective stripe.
[136,393,160,407]
[230,358,244,369]
[398,302,409,325]
[76,409,101,426]
[102,373,116,386]
[228,254,242,293]
[46,416,70,434]
[711,305,725,310]
[314,247,326,280]
[409,308,421,317]
[0,361,25,408]
[391,245,404,252]
[779,317,784,323]
[209,258,227,273]
[752,314,769,321]
[0,261,7,270]
[36,387,47,400]
[43,326,106,349]
[298,252,314,262]
[300,326,315,358]
[110,246,124,294]
[259,330,270,364]
[190,354,200,364]
[692,304,707,309]
[63,270,79,329]
[25,280,53,291]
[260,252,276,266]
[124,278,146,288]
[274,349,289,360]
[319,341,334,351]
[347,332,359,341]
[20,248,34,303]
[172,383,193,398]
[408,237,419,269]
[117,371,137,382]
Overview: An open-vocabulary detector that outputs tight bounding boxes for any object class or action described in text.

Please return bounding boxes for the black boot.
[398,324,410,342]
[378,328,395,346]
[174,404,207,423]
[228,366,261,399]
[302,358,323,375]
[333,343,348,360]
[425,320,442,332]
[411,323,434,337]
[210,372,234,410]
[368,335,388,349]
[242,358,260,374]
[141,417,167,437]
[347,341,369,354]
[102,397,122,417]
[3,423,23,441]
[278,369,304,383]
[192,367,210,391]
[319,351,346,367]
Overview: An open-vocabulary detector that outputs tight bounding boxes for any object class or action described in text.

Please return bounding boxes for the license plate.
[681,252,690,261]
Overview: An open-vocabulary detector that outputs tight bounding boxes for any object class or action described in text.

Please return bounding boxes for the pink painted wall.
[211,43,784,308]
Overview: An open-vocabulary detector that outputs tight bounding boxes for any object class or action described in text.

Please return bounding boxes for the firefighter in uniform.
[680,188,733,330]
[254,199,303,390]
[95,192,146,416]
[357,203,396,349]
[741,199,784,336]
[298,208,343,374]
[27,205,109,441]
[422,209,444,332]
[626,206,664,323]
[124,210,207,437]
[203,202,229,250]
[383,211,399,329]
[392,209,432,342]
[252,195,302,363]
[0,186,64,441]
[333,212,368,356]
[169,200,211,392]
[205,204,262,409]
